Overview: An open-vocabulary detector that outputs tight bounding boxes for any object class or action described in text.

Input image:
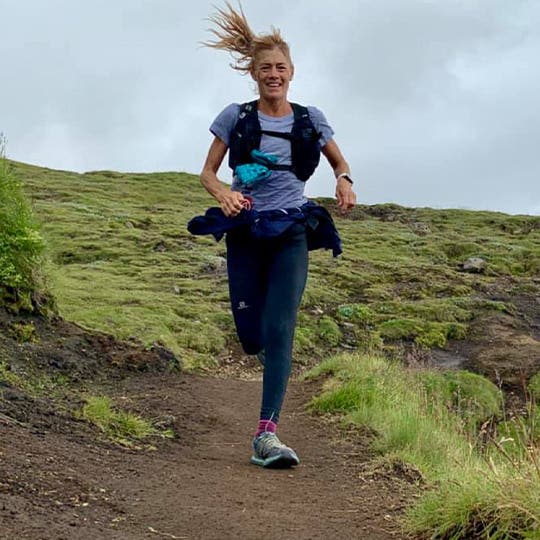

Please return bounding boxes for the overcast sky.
[1,0,539,215]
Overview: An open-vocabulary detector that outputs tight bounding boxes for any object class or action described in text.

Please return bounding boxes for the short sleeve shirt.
[210,103,334,211]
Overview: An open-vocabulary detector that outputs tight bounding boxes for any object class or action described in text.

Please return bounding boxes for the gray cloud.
[1,0,539,214]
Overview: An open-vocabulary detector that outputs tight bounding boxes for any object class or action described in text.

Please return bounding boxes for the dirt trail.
[1,371,417,539]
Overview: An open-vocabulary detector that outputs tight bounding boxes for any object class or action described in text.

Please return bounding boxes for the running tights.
[225,223,308,423]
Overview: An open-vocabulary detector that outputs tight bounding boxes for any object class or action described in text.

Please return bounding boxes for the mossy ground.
[12,160,540,371]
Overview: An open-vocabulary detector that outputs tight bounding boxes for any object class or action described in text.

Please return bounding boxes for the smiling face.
[251,47,294,102]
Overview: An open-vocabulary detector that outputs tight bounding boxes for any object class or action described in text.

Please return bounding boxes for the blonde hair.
[203,2,292,74]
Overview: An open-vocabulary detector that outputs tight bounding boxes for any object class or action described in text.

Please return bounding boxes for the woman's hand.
[218,189,248,217]
[200,137,250,217]
[321,140,357,213]
[335,177,357,212]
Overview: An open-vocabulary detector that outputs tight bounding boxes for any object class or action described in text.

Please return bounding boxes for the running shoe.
[250,432,300,468]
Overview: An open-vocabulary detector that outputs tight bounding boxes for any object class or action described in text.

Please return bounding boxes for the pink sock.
[255,419,277,437]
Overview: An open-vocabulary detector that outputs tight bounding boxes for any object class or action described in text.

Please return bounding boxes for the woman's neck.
[257,98,292,117]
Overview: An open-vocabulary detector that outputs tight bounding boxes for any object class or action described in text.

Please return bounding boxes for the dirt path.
[1,371,417,540]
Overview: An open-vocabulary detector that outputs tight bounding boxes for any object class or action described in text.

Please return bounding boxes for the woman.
[190,3,356,468]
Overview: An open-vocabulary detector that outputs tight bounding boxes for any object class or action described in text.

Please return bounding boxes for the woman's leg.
[259,224,308,423]
[225,228,265,355]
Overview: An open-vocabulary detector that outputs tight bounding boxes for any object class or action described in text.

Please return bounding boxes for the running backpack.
[228,101,322,182]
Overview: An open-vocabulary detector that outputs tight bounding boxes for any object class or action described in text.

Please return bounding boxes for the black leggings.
[226,223,308,423]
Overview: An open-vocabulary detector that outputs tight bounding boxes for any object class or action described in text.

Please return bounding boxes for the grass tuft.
[81,395,174,446]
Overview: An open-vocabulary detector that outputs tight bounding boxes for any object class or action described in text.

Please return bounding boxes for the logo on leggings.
[237,300,249,310]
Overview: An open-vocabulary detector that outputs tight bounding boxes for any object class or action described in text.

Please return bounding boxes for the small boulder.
[461,257,487,273]
[201,256,227,274]
[410,222,431,235]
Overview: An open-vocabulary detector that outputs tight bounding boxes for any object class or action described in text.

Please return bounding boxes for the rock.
[461,257,487,273]
[466,332,540,388]
[462,313,540,389]
[153,241,167,252]
[410,222,431,235]
[201,256,227,274]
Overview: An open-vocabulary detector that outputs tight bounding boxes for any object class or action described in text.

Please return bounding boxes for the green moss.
[176,320,226,354]
[9,322,37,343]
[379,318,423,340]
[441,241,482,260]
[294,325,318,355]
[354,328,384,352]
[373,298,472,323]
[420,370,503,428]
[415,325,448,349]
[379,318,467,348]
[337,303,374,324]
[318,316,342,346]
[0,360,23,387]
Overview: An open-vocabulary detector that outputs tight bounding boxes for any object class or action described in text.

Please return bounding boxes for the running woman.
[190,2,356,468]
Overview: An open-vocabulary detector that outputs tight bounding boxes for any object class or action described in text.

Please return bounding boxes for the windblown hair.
[203,2,292,74]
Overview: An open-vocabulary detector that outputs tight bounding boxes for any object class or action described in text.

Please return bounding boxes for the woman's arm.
[200,136,247,217]
[321,139,357,211]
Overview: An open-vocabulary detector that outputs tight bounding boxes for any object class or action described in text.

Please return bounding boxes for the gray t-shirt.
[210,103,334,211]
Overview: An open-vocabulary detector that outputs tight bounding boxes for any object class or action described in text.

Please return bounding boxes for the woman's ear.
[290,64,295,81]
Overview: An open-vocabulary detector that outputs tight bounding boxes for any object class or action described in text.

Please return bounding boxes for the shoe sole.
[250,454,300,469]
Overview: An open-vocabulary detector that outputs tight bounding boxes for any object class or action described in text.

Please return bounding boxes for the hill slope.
[11,159,540,385]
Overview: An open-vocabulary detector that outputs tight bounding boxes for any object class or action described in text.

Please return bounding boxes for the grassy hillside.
[10,159,540,374]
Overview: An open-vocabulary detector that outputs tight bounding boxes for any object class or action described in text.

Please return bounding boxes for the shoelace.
[257,433,286,456]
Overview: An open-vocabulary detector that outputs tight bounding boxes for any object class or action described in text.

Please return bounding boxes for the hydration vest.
[228,101,322,182]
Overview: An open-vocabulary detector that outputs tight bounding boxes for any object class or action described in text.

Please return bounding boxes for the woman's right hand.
[218,189,248,217]
[200,137,249,217]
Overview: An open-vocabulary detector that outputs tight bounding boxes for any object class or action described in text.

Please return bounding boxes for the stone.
[461,257,487,273]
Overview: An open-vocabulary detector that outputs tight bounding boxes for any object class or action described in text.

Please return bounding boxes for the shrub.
[0,136,46,310]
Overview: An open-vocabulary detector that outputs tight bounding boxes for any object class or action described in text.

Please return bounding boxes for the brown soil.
[438,279,540,392]
[0,312,418,540]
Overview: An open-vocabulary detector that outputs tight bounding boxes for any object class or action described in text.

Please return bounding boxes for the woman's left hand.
[321,140,357,212]
[335,178,357,211]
